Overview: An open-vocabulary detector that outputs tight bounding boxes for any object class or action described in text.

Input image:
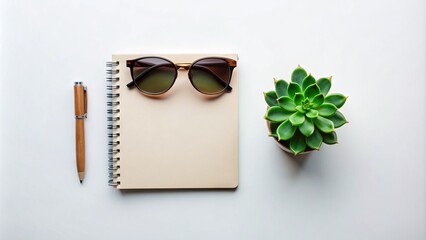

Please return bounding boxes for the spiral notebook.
[107,54,239,189]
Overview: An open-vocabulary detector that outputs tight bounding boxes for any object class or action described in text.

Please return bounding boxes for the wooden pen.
[74,82,87,183]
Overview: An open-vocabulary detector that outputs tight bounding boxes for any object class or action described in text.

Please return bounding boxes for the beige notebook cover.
[107,54,238,189]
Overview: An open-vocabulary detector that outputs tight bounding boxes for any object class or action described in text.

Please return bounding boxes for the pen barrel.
[76,119,85,174]
[74,84,85,116]
[74,83,86,182]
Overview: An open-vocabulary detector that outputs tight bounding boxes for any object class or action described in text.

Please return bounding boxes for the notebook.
[107,54,239,189]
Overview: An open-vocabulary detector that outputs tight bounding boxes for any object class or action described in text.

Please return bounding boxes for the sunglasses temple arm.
[126,63,172,88]
[126,81,135,88]
[226,67,235,92]
[191,65,232,92]
[225,85,232,92]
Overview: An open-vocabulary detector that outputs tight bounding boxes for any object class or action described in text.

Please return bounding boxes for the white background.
[1,0,425,239]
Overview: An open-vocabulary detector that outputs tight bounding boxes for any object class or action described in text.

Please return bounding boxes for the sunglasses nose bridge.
[175,63,192,70]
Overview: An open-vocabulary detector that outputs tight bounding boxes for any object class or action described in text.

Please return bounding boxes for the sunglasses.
[126,57,237,95]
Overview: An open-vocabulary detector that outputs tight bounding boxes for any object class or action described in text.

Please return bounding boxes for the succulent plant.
[264,66,348,155]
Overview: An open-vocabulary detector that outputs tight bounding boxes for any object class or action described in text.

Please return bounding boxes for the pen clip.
[84,86,88,116]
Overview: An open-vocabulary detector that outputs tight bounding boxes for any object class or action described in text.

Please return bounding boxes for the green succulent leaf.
[325,93,347,109]
[277,96,297,112]
[291,66,308,86]
[290,130,307,155]
[311,94,324,108]
[288,82,302,100]
[302,74,316,91]
[294,93,304,105]
[304,83,321,101]
[289,112,305,126]
[306,128,323,149]
[306,109,319,118]
[277,120,297,141]
[264,91,278,107]
[322,131,338,145]
[295,106,306,113]
[313,116,335,133]
[317,103,338,117]
[265,106,292,122]
[268,122,281,137]
[299,118,314,137]
[317,77,332,95]
[275,79,288,97]
[325,111,347,128]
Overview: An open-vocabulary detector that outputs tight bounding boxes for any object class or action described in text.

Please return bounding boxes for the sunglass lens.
[189,58,231,95]
[131,57,176,94]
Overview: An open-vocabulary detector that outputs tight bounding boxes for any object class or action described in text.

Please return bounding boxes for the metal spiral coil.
[108,157,120,163]
[106,77,119,82]
[108,133,120,138]
[108,141,120,146]
[107,109,120,114]
[107,116,120,121]
[107,85,120,90]
[107,61,121,187]
[108,173,120,178]
[106,61,119,67]
[108,149,120,154]
[107,102,120,106]
[107,93,120,98]
[108,179,119,187]
[106,68,119,74]
[108,166,120,170]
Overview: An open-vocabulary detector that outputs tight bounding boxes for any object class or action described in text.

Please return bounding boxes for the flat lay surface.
[0,0,425,239]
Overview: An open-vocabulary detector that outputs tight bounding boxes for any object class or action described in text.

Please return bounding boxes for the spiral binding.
[107,61,121,187]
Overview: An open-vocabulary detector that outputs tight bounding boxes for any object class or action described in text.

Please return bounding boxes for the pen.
[74,82,87,183]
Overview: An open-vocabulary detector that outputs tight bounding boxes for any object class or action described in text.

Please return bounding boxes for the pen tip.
[78,172,84,183]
